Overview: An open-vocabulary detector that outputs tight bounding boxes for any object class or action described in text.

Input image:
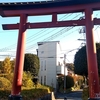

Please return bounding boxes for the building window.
[44,76,46,85]
[58,61,60,66]
[41,51,44,54]
[41,76,42,85]
[44,60,46,70]
[41,66,43,71]
[41,61,43,71]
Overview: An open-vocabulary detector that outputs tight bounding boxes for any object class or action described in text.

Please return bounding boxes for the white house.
[37,41,68,90]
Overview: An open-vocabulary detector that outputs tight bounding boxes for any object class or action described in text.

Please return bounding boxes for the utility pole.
[64,54,66,93]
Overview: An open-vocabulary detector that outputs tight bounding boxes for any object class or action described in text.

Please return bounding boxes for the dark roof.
[0,0,100,10]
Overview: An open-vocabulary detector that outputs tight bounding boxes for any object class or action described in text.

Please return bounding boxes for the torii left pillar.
[9,14,27,100]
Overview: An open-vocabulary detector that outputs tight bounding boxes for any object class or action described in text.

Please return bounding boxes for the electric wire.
[0,13,73,52]
[0,11,99,59]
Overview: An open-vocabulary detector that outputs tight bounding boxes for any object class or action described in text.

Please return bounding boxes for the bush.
[0,77,11,89]
[66,75,74,88]
[4,73,14,84]
[22,72,33,88]
[0,84,53,100]
[0,90,10,99]
[23,79,33,88]
[22,88,48,99]
[82,86,89,100]
[57,75,74,93]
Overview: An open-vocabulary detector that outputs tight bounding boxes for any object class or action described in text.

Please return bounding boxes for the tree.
[57,75,74,92]
[0,61,2,67]
[24,53,40,76]
[10,58,16,72]
[74,43,100,77]
[0,61,3,73]
[2,57,12,74]
[66,63,74,71]
[22,71,33,88]
[66,75,74,88]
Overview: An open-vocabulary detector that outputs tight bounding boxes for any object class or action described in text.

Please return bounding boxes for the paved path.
[55,90,83,100]
[56,98,82,100]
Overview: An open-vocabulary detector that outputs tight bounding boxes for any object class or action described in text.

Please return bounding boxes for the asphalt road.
[55,90,83,100]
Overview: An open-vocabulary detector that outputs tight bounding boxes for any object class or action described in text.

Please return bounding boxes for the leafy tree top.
[66,63,74,71]
[2,57,12,74]
[24,53,40,76]
[74,43,100,77]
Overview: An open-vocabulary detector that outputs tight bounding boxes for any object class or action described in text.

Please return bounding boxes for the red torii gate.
[0,0,100,100]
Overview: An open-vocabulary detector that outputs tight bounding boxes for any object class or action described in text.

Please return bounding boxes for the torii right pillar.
[85,8,100,100]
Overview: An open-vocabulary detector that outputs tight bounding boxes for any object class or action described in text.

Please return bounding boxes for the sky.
[0,0,100,62]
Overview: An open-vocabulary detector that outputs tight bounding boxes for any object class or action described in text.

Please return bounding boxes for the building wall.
[37,41,61,89]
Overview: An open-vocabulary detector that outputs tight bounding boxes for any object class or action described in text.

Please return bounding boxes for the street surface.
[55,90,82,100]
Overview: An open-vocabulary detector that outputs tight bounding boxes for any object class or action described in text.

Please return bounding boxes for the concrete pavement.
[56,98,82,100]
[55,90,83,100]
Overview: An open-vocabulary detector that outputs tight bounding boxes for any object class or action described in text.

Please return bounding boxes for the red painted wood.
[52,13,57,22]
[2,19,85,30]
[85,8,100,98]
[11,14,27,95]
[2,18,100,30]
[1,2,100,17]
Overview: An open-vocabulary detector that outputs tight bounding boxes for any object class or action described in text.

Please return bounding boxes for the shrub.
[66,75,74,88]
[0,77,11,89]
[23,79,33,88]
[57,75,74,93]
[82,86,89,100]
[0,84,53,100]
[4,73,14,84]
[22,88,49,100]
[22,72,34,88]
[0,90,10,99]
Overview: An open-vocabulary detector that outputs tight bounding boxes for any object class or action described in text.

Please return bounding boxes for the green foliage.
[57,75,74,93]
[74,43,100,77]
[82,87,89,100]
[0,90,10,99]
[57,77,64,91]
[23,79,33,88]
[97,47,100,75]
[66,75,74,88]
[66,63,74,71]
[0,77,11,89]
[0,85,52,100]
[24,53,40,76]
[71,75,84,91]
[0,61,2,73]
[20,88,49,100]
[33,78,38,85]
[2,57,12,74]
[10,58,16,72]
[5,73,14,84]
[22,72,33,88]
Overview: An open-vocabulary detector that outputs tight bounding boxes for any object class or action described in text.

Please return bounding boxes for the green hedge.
[0,77,11,89]
[22,89,48,100]
[82,86,89,100]
[57,75,74,93]
[66,75,74,88]
[0,90,10,100]
[0,87,52,100]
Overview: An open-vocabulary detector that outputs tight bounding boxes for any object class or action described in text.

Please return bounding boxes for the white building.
[37,41,68,89]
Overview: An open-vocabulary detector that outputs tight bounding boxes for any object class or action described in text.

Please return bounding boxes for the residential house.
[37,41,68,90]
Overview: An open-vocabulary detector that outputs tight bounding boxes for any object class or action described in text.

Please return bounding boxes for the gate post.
[9,14,27,100]
[85,8,100,100]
